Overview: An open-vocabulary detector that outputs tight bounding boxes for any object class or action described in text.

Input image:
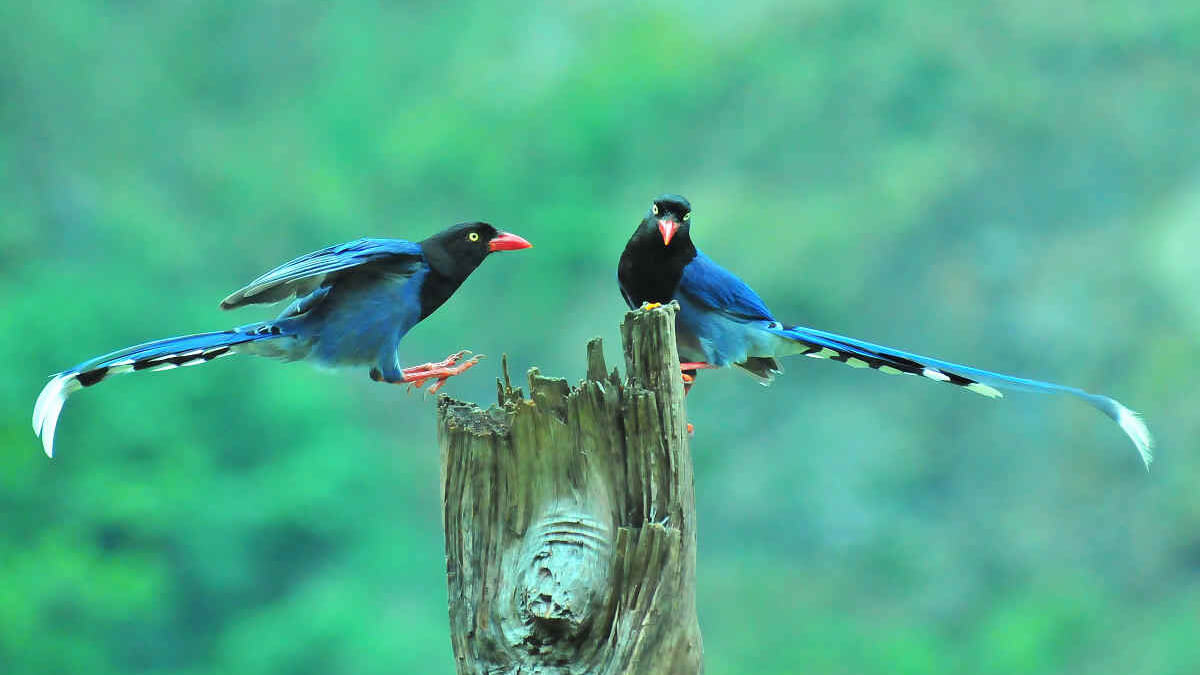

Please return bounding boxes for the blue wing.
[677,251,776,323]
[221,238,424,309]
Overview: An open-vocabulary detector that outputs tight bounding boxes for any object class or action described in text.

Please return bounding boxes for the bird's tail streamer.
[33,322,287,458]
[770,323,1153,469]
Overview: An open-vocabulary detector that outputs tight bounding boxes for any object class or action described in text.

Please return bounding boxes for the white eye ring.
[468,232,480,242]
[682,212,690,221]
[652,204,659,216]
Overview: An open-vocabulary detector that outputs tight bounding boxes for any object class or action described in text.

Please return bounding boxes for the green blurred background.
[3,2,1198,673]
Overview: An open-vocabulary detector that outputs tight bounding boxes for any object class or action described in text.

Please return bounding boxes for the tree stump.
[437,303,703,674]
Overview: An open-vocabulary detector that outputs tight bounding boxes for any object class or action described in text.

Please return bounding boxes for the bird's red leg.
[680,362,716,393]
[371,351,484,393]
[405,353,483,393]
[681,369,698,393]
[400,350,472,375]
[680,366,702,436]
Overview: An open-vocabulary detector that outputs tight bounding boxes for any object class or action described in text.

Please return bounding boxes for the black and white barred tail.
[32,323,287,458]
[771,323,1154,470]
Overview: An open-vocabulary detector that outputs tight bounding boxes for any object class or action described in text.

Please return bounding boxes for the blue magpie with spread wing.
[617,194,1152,469]
[33,222,532,458]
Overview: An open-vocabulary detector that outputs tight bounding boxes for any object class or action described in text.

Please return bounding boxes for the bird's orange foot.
[642,302,663,310]
[681,373,695,384]
[403,353,484,394]
[687,422,695,436]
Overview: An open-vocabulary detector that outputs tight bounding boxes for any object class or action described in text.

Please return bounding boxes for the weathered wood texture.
[438,303,702,675]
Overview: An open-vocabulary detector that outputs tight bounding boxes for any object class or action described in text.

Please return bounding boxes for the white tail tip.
[32,374,80,459]
[965,382,1004,399]
[1115,404,1154,471]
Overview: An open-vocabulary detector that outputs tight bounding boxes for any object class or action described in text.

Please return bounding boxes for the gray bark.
[438,303,702,674]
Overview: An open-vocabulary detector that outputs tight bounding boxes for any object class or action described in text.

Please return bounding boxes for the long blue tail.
[33,323,284,458]
[771,324,1153,469]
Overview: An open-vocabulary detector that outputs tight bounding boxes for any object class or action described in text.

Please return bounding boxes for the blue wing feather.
[221,238,424,309]
[678,252,776,322]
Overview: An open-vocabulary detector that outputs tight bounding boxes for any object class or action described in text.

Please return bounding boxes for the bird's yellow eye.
[683,212,690,221]
[468,232,480,242]
[652,204,659,216]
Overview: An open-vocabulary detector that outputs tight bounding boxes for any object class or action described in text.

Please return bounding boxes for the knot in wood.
[513,505,611,653]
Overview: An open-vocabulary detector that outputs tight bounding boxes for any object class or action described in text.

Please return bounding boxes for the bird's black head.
[418,222,531,318]
[421,222,532,279]
[640,194,692,247]
[617,194,698,308]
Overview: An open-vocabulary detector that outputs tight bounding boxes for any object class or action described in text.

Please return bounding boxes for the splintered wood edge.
[437,396,511,436]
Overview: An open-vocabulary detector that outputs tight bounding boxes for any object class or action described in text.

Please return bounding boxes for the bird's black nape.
[617,193,699,308]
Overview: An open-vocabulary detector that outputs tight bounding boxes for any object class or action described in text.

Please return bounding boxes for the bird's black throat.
[418,240,481,320]
[617,220,698,308]
[416,265,466,321]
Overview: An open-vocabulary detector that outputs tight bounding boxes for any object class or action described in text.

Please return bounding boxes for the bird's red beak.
[657,218,679,246]
[488,231,533,252]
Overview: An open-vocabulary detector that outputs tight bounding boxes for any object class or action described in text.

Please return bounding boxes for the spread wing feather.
[220,238,423,310]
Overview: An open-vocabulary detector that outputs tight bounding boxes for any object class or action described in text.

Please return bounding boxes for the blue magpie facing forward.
[33,222,532,458]
[617,194,1153,469]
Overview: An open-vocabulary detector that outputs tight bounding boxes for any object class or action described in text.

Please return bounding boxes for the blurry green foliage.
[2,1,1198,673]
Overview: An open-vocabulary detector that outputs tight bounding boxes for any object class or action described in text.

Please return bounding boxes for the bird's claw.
[641,302,663,310]
[401,353,484,394]
[681,373,695,384]
[401,350,473,375]
[686,422,695,436]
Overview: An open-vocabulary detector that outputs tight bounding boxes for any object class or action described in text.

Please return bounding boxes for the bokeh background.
[3,2,1198,673]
